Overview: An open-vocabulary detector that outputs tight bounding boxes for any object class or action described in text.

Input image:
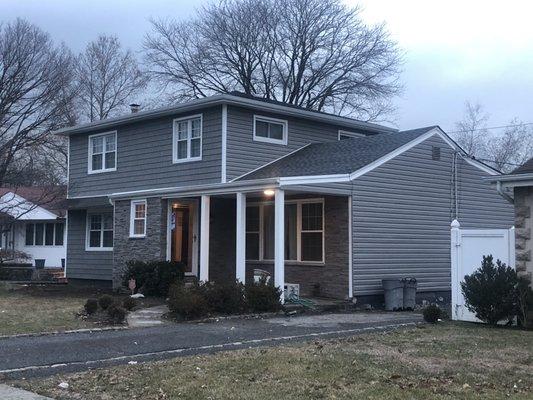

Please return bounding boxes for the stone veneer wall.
[112,197,167,288]
[514,186,533,325]
[241,195,350,299]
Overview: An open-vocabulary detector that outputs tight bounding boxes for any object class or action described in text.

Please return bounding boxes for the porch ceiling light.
[263,189,275,196]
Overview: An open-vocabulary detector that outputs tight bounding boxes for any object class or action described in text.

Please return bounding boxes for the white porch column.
[199,195,210,282]
[274,188,285,303]
[235,192,246,283]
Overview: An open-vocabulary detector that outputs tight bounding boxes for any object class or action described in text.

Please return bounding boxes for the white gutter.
[496,181,514,204]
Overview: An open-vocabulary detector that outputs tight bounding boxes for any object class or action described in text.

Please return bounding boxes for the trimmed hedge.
[122,260,185,296]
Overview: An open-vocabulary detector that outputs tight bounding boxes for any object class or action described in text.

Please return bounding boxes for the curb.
[0,326,128,340]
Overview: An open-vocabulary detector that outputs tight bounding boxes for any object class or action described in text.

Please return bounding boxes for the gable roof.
[510,156,533,175]
[54,93,396,137]
[0,186,67,218]
[236,126,439,181]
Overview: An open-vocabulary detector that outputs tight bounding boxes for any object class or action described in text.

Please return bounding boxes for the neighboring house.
[0,187,67,268]
[489,158,533,287]
[58,92,514,302]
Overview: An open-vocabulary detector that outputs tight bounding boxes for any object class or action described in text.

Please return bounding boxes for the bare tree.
[453,101,533,172]
[76,35,148,122]
[144,0,403,121]
[0,19,75,188]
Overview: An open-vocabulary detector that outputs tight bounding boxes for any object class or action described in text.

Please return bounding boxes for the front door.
[169,201,198,275]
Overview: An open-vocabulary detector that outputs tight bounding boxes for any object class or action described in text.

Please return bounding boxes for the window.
[25,222,65,246]
[338,130,365,140]
[246,200,324,263]
[88,132,116,173]
[173,115,202,163]
[253,115,288,145]
[87,213,113,250]
[130,200,147,237]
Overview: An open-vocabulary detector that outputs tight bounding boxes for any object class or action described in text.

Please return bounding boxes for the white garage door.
[451,221,515,322]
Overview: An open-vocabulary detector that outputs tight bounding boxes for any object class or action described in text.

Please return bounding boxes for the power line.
[474,158,521,167]
[448,122,533,134]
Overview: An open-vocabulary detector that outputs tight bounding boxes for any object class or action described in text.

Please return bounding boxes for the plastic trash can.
[402,277,417,310]
[382,278,404,311]
[34,259,45,269]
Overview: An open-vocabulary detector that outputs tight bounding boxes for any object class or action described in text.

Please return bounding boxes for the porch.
[165,188,352,300]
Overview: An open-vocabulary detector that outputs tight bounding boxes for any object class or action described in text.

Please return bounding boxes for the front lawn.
[14,322,533,399]
[0,284,162,336]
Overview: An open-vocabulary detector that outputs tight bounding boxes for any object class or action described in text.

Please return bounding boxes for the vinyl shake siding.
[68,106,223,198]
[351,135,514,296]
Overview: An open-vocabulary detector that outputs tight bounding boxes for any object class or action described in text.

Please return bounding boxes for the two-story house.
[59,92,514,302]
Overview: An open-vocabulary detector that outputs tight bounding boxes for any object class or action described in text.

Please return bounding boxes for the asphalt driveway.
[0,312,422,380]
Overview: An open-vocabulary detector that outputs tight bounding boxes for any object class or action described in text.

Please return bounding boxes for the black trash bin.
[34,259,45,269]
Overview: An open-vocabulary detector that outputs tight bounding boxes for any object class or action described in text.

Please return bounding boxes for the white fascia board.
[0,192,58,220]
[278,174,351,186]
[486,172,533,183]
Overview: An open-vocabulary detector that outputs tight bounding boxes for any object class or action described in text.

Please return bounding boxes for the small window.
[432,146,441,161]
[88,132,117,173]
[173,115,202,163]
[130,200,147,237]
[253,115,288,145]
[87,213,113,250]
[25,222,64,246]
[301,203,324,262]
[338,130,365,140]
[245,206,260,260]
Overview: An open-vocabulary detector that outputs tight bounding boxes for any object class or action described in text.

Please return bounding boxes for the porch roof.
[236,126,438,180]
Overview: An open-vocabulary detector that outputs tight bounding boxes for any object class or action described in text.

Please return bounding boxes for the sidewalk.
[0,384,53,400]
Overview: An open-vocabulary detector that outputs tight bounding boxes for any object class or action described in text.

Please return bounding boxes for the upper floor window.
[173,115,202,163]
[86,212,113,250]
[253,115,288,145]
[25,222,64,246]
[338,130,365,140]
[88,132,116,173]
[130,199,147,238]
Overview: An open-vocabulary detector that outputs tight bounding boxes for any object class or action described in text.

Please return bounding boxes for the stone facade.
[514,187,533,281]
[112,197,167,288]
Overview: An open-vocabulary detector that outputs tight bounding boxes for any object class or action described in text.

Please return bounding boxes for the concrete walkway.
[0,384,53,400]
[127,305,168,328]
[0,312,422,380]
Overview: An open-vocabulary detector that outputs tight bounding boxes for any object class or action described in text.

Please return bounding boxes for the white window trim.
[172,114,203,164]
[85,212,113,251]
[88,131,117,174]
[24,222,65,247]
[338,130,365,140]
[253,115,288,145]
[246,198,324,264]
[130,199,147,238]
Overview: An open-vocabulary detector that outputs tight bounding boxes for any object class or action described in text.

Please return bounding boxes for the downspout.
[496,181,514,204]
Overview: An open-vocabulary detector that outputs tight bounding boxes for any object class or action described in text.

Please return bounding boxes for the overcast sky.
[1,0,532,132]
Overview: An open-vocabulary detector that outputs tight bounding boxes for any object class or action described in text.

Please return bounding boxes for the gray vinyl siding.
[351,135,514,296]
[226,106,366,180]
[66,208,113,280]
[68,106,222,198]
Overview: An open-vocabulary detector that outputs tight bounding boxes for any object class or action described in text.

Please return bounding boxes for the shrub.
[107,304,127,324]
[517,276,533,328]
[423,304,442,323]
[84,298,98,315]
[98,294,114,311]
[122,297,138,311]
[245,278,282,313]
[201,281,246,314]
[461,255,518,325]
[122,260,185,296]
[168,284,209,320]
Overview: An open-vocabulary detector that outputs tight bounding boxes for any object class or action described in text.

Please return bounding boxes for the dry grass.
[14,322,533,400]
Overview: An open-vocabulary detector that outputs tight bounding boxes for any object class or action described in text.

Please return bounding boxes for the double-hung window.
[87,213,113,250]
[253,115,288,145]
[246,200,324,263]
[173,115,202,163]
[88,132,116,173]
[25,222,65,246]
[130,200,147,237]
